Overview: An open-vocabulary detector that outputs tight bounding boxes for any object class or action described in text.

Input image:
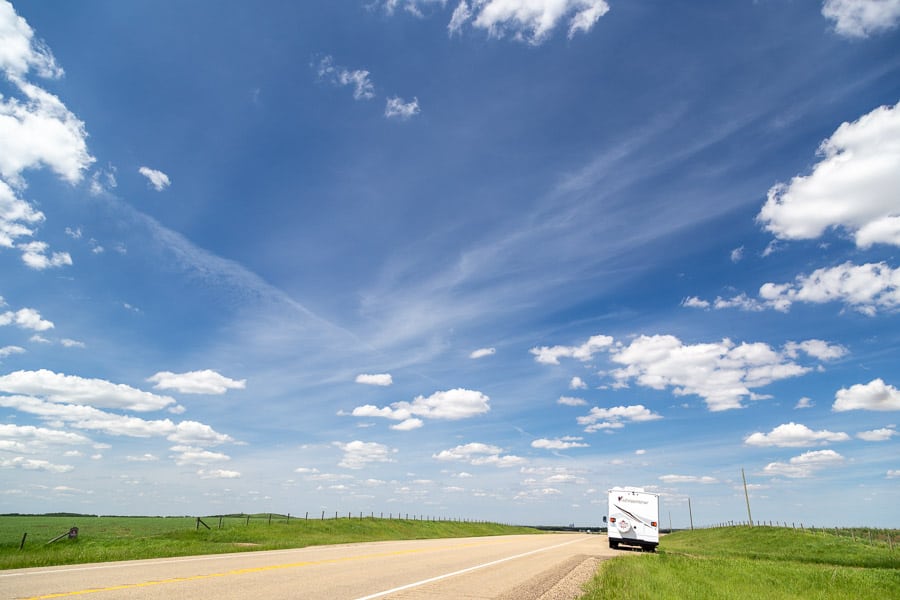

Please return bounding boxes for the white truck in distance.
[605,487,660,552]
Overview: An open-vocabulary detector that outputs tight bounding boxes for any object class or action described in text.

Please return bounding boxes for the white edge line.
[352,537,584,600]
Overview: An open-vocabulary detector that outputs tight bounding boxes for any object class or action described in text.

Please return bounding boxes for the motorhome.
[605,486,659,551]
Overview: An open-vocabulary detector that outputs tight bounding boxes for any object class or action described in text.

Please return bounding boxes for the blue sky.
[1,0,899,527]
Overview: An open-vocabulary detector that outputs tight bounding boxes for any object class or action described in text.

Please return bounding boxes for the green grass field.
[581,526,900,600]
[0,514,539,570]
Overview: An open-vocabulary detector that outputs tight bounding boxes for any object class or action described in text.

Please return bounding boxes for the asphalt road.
[2,533,618,600]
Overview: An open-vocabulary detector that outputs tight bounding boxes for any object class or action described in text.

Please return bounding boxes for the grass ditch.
[0,514,540,570]
[581,526,900,599]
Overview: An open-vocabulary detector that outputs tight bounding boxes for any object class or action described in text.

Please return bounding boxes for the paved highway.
[2,533,618,599]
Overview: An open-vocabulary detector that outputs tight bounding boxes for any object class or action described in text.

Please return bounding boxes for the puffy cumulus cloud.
[530,334,614,365]
[147,369,246,395]
[608,335,836,411]
[0,306,53,330]
[350,388,490,430]
[758,101,900,248]
[433,442,526,467]
[569,377,587,390]
[315,55,375,101]
[0,423,91,452]
[833,378,900,411]
[138,166,170,191]
[783,340,848,361]
[355,373,393,386]
[857,426,897,441]
[470,347,496,359]
[384,96,420,120]
[197,468,240,479]
[0,345,24,358]
[576,404,662,433]
[744,422,850,447]
[167,421,235,446]
[795,397,815,409]
[888,470,900,479]
[0,395,232,446]
[334,440,397,469]
[17,240,72,270]
[759,262,900,316]
[0,456,73,473]
[446,0,610,44]
[658,474,718,484]
[170,445,230,466]
[558,395,587,406]
[531,436,588,450]
[762,449,844,478]
[0,369,176,411]
[0,3,92,266]
[822,0,900,37]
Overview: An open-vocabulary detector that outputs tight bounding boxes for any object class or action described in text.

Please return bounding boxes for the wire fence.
[195,512,500,530]
[702,520,896,550]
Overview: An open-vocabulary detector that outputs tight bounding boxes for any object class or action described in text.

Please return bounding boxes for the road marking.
[352,537,584,600]
[16,537,522,599]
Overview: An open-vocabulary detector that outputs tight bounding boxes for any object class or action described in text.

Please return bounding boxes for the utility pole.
[688,497,694,530]
[742,468,753,527]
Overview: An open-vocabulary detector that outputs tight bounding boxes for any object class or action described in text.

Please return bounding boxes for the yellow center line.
[24,538,514,599]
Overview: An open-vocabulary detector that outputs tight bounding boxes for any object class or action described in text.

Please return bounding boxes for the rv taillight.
[609,517,616,523]
[651,521,657,527]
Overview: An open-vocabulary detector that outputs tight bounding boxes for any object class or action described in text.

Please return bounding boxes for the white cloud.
[658,474,718,484]
[822,0,900,37]
[147,370,246,394]
[0,345,24,358]
[681,296,710,309]
[446,0,610,44]
[171,445,230,466]
[568,376,587,390]
[335,440,396,469]
[577,404,662,432]
[315,55,375,100]
[0,394,232,446]
[60,338,85,348]
[470,347,496,359]
[531,436,588,450]
[833,378,900,411]
[350,388,490,426]
[783,340,848,361]
[197,468,241,479]
[391,418,423,431]
[758,101,900,248]
[888,470,900,479]
[385,96,420,120]
[795,397,814,409]
[0,423,91,449]
[530,334,613,365]
[433,442,526,467]
[557,395,587,406]
[355,373,393,386]
[730,246,744,263]
[17,240,72,270]
[609,335,819,411]
[857,426,897,441]
[759,262,900,315]
[744,422,850,447]
[0,306,53,330]
[0,456,73,473]
[762,449,844,478]
[138,166,171,191]
[0,369,176,411]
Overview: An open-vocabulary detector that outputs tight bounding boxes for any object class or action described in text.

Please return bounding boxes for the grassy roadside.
[581,527,900,599]
[0,514,540,570]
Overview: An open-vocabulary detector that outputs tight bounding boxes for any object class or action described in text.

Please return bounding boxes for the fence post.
[19,533,27,550]
[321,511,325,520]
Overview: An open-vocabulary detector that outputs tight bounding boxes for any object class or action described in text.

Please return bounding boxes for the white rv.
[605,487,659,552]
